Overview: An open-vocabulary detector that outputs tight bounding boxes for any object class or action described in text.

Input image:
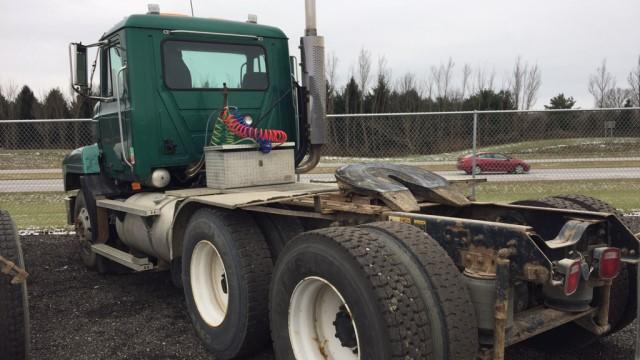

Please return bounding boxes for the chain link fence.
[1,108,639,229]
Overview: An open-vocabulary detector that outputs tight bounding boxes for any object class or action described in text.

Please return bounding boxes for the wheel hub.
[333,305,358,351]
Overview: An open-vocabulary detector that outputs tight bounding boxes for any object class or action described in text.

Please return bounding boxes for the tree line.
[322,51,640,157]
[0,85,95,149]
[326,51,640,114]
[1,52,639,154]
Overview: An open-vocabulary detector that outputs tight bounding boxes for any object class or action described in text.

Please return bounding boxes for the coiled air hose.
[215,107,288,153]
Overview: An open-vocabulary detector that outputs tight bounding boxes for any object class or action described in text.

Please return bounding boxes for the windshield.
[163,40,268,90]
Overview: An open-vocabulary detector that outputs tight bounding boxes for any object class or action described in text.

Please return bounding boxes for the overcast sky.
[1,0,638,108]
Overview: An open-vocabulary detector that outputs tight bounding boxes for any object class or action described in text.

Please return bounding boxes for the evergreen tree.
[545,93,576,109]
[13,86,39,147]
[462,89,516,111]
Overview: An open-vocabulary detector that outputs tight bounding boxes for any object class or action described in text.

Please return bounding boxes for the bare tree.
[603,88,632,108]
[398,72,417,94]
[588,59,616,108]
[523,63,542,109]
[326,52,339,114]
[422,73,435,102]
[377,56,391,85]
[356,47,372,112]
[510,56,543,109]
[460,64,472,100]
[628,55,640,106]
[511,56,525,109]
[473,66,496,93]
[3,80,19,102]
[431,58,455,100]
[326,52,339,94]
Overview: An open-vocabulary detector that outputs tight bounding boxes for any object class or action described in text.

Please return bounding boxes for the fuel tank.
[115,193,179,261]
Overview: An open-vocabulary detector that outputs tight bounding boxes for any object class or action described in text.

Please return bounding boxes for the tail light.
[557,258,582,296]
[593,247,621,279]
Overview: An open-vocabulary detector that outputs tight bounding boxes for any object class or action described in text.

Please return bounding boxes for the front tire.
[513,165,525,174]
[74,191,96,269]
[182,208,272,359]
[270,226,433,360]
[0,210,30,360]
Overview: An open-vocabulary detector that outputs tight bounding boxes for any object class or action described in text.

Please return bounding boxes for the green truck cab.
[64,12,320,190]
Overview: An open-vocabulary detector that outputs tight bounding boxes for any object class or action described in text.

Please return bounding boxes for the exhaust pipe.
[305,0,318,35]
[297,0,326,173]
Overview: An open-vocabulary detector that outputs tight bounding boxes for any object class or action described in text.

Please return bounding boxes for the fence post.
[471,110,478,200]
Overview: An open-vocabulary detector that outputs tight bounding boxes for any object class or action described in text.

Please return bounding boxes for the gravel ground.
[22,233,638,360]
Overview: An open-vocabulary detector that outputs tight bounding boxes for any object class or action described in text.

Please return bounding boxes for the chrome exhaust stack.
[297,0,326,173]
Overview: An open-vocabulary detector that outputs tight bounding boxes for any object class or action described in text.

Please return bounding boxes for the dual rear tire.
[180,209,479,359]
[270,222,478,360]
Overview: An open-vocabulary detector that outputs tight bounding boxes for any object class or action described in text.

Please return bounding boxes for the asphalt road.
[1,167,639,192]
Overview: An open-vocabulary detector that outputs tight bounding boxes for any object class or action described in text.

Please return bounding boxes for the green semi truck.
[62,2,639,359]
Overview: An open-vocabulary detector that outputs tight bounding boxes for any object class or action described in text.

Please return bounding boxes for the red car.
[457,152,530,174]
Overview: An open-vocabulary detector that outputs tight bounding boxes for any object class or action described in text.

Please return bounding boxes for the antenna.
[189,0,194,16]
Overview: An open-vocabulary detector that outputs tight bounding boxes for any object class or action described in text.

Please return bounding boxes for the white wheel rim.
[190,240,229,327]
[289,276,360,360]
[515,165,524,174]
[76,207,91,241]
[474,166,481,174]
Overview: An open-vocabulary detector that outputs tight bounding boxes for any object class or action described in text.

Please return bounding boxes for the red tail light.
[558,258,581,296]
[593,247,621,279]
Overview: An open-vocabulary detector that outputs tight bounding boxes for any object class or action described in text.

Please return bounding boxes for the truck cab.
[64,11,319,190]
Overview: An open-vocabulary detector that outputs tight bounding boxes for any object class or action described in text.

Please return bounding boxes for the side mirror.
[69,43,89,94]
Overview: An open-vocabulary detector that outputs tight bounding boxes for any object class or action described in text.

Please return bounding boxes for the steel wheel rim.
[76,207,93,257]
[289,276,360,360]
[473,165,482,175]
[191,240,229,327]
[515,165,524,174]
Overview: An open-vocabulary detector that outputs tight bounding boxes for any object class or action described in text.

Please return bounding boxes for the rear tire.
[253,212,304,260]
[358,222,478,360]
[270,226,433,360]
[182,208,272,359]
[0,210,30,360]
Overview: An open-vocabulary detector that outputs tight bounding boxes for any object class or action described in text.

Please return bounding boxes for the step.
[91,244,154,271]
[96,199,160,217]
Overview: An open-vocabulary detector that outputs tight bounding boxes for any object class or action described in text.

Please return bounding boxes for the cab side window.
[101,43,124,97]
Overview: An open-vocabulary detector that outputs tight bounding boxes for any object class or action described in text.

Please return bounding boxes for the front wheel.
[74,191,96,269]
[513,165,525,174]
[472,165,482,175]
[182,208,273,360]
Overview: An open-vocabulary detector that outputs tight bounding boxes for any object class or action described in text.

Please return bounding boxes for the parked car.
[457,152,530,174]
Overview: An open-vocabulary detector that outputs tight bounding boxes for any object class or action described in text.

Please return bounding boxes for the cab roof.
[103,14,288,40]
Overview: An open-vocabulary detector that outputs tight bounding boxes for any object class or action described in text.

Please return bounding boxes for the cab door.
[95,36,132,178]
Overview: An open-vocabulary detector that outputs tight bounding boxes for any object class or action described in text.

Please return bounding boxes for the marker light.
[593,247,621,279]
[557,258,582,296]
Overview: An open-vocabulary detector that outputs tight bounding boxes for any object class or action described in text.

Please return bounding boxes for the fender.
[62,144,101,191]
